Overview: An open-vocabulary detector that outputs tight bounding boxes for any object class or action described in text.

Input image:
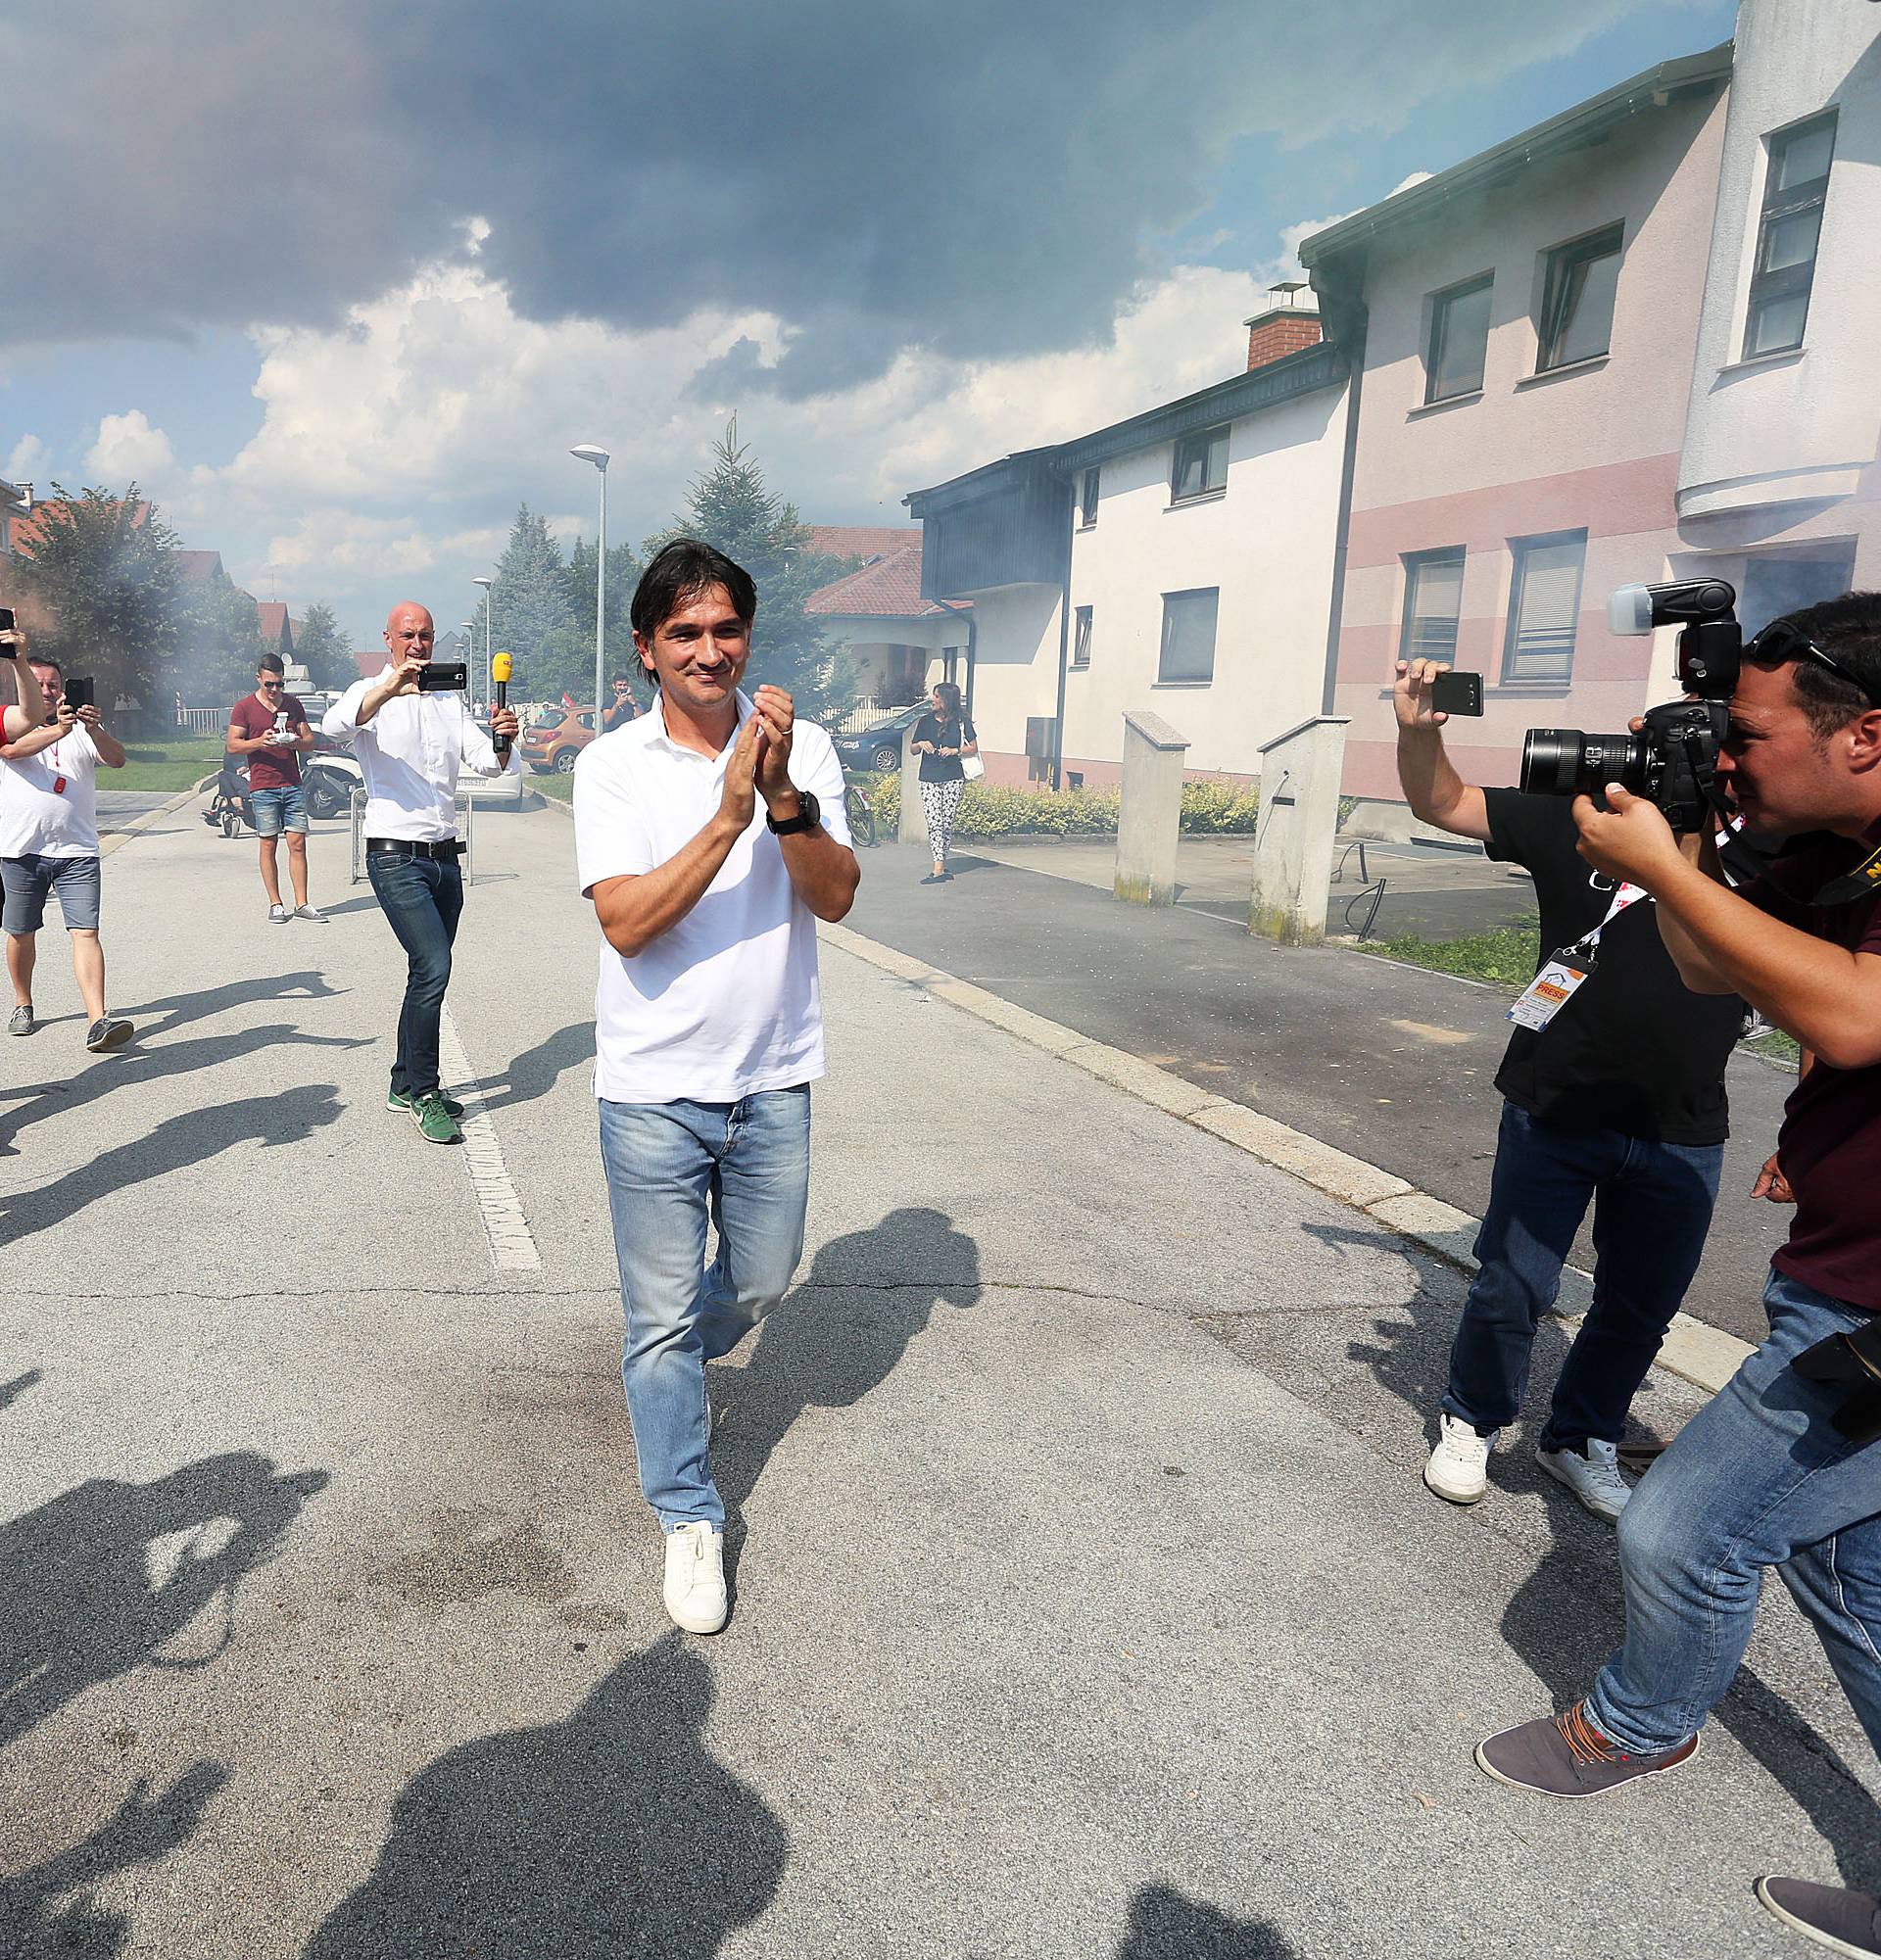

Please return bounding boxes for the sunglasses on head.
[1748,619,1881,710]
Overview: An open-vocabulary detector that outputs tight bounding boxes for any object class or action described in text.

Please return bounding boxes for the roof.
[805,539,969,620]
[7,498,152,558]
[1297,41,1733,267]
[806,525,921,562]
[256,602,292,647]
[174,550,225,581]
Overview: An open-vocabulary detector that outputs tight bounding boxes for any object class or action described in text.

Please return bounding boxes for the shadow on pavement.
[1,1366,43,1412]
[122,970,346,1040]
[0,1450,329,1751]
[302,1632,786,1959]
[712,1206,983,1529]
[1117,1884,1301,1958]
[0,1085,344,1244]
[1353,1303,1881,1889]
[473,1020,594,1114]
[0,1762,229,1960]
[0,1025,367,1159]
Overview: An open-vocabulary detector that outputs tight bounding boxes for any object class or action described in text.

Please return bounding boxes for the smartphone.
[0,607,15,634]
[415,662,467,693]
[64,675,95,711]
[1430,670,1483,717]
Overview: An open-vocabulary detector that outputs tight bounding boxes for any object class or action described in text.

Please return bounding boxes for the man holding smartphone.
[1393,657,1743,1522]
[228,652,322,924]
[0,631,133,1050]
[322,602,520,1144]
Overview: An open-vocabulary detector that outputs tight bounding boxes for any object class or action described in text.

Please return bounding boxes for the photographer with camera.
[322,602,520,1145]
[1473,590,1881,1958]
[1,629,133,1052]
[1394,656,1744,1523]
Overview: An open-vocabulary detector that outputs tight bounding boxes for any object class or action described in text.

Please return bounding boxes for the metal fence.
[174,707,226,736]
[831,697,918,737]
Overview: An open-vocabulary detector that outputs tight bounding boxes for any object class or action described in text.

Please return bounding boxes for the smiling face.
[634,583,750,717]
[1718,659,1880,837]
[383,604,435,665]
[30,661,62,712]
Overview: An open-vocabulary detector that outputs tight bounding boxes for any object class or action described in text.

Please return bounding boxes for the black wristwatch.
[766,789,821,837]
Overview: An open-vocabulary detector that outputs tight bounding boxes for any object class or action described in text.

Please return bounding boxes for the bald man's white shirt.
[323,668,519,841]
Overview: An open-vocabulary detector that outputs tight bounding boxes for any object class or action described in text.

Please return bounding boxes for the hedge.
[853,773,1258,840]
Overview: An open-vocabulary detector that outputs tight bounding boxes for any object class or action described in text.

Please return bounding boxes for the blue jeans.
[365,853,462,1098]
[598,1088,811,1530]
[1443,1101,1722,1451]
[1587,1268,1881,1757]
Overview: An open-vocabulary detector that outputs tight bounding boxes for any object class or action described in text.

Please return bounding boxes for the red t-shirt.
[230,692,305,789]
[1744,833,1881,1312]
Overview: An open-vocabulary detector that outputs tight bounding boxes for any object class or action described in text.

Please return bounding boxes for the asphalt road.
[0,800,1867,1959]
[846,841,1799,1349]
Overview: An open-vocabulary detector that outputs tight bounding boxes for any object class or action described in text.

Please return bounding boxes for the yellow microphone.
[492,651,513,762]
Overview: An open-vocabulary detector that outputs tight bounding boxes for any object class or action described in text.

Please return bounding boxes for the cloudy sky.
[3,0,1733,648]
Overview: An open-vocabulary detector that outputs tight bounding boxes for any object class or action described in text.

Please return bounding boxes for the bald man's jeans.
[366,851,462,1100]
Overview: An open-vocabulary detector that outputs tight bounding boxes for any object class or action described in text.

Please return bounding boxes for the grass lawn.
[109,735,228,792]
[535,772,574,802]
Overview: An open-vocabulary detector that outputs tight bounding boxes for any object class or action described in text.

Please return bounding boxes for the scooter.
[302,751,362,821]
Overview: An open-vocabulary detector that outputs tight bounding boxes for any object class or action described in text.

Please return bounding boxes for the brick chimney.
[1243,281,1322,371]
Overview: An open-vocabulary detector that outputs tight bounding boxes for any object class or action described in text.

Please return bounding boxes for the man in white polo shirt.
[323,602,520,1145]
[573,539,858,1635]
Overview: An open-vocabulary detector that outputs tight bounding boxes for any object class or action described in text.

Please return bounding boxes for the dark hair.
[258,652,286,677]
[933,680,963,719]
[611,672,632,686]
[1747,590,1881,740]
[27,653,61,676]
[630,539,757,646]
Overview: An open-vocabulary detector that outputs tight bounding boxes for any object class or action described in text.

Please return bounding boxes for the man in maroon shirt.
[1473,593,1881,1958]
[227,654,323,924]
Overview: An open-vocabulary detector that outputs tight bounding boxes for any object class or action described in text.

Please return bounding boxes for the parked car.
[832,702,929,776]
[519,703,598,774]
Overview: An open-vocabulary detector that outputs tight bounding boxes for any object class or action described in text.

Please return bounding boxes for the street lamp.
[570,445,610,720]
[458,623,476,702]
[470,577,494,707]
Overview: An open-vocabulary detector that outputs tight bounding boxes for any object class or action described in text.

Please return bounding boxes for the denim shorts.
[249,785,308,837]
[2,853,103,933]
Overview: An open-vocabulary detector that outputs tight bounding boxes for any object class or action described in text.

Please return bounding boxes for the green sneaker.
[410,1090,462,1144]
[388,1085,464,1118]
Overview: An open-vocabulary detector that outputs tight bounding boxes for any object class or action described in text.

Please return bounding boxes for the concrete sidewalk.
[0,797,1871,1959]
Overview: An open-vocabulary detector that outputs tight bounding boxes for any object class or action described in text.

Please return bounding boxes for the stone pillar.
[1113,710,1189,906]
[895,728,927,847]
[1249,716,1349,945]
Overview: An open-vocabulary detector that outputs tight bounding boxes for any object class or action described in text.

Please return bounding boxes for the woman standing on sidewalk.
[909,682,977,886]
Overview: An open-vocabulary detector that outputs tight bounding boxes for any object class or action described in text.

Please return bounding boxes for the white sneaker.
[661,1521,728,1634]
[1538,1438,1632,1523]
[1424,1412,1494,1505]
[268,903,290,924]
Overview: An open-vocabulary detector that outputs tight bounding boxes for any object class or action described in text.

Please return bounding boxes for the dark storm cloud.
[6,0,1637,387]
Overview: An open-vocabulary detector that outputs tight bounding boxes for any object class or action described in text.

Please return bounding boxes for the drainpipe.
[934,597,977,718]
[1050,497,1073,790]
[1315,263,1369,717]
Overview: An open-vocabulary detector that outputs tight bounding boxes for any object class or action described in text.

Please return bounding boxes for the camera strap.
[1811,842,1881,910]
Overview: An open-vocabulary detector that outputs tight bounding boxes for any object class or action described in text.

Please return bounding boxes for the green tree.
[293,601,354,691]
[648,418,856,720]
[559,535,645,706]
[14,483,186,712]
[473,503,575,702]
[174,569,270,709]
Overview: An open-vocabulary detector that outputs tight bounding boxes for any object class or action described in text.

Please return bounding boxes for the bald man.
[323,604,521,1143]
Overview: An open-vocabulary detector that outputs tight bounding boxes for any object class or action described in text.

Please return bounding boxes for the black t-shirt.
[913,712,976,784]
[1483,789,1744,1144]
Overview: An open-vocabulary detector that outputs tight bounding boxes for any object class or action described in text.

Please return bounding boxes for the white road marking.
[440,1003,544,1272]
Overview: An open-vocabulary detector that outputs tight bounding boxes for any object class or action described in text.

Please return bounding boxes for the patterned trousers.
[921,778,964,866]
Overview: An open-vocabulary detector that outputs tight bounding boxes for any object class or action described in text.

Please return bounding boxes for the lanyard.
[1568,882,1649,960]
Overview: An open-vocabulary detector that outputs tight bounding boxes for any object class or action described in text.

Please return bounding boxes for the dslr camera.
[1519,579,1739,832]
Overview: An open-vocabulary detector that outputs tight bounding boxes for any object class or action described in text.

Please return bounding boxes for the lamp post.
[458,623,476,703]
[570,445,610,719]
[470,577,494,707]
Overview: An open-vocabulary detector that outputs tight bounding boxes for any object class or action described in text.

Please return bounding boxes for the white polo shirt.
[0,726,102,858]
[573,691,851,1104]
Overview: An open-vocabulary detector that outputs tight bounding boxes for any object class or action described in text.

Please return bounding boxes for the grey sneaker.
[8,1003,32,1036]
[1755,1877,1881,1956]
[1538,1438,1632,1522]
[294,903,327,923]
[85,1017,133,1053]
[268,903,290,924]
[1475,1701,1699,1797]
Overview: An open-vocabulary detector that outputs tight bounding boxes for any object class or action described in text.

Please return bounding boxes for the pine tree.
[648,419,855,720]
[473,503,576,701]
[561,535,645,705]
[292,601,353,691]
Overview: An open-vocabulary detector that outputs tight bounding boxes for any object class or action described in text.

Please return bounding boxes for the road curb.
[819,918,1755,1400]
[99,777,215,858]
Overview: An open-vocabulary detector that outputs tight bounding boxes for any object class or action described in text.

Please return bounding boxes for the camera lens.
[1519,729,1648,797]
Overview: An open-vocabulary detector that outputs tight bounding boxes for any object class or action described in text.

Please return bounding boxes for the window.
[1171,426,1230,502]
[1740,546,1857,639]
[1424,274,1492,403]
[1078,467,1100,528]
[1399,548,1466,665]
[1502,532,1585,683]
[1158,589,1219,685]
[1072,604,1092,670]
[1538,224,1622,371]
[1745,112,1836,359]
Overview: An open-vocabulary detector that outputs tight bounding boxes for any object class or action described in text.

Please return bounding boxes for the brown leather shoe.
[1475,1701,1699,1797]
[1756,1877,1881,1956]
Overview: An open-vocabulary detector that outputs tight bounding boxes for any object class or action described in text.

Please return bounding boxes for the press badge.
[1507,951,1594,1031]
